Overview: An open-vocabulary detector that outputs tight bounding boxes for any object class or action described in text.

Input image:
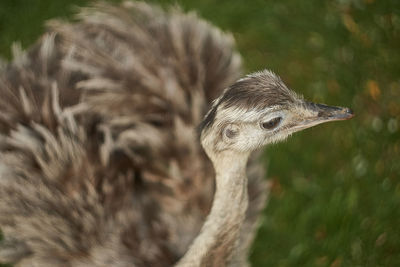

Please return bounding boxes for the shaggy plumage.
[0,2,267,266]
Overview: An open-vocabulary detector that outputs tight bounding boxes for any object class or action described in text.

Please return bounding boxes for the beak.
[305,102,354,121]
[293,101,354,131]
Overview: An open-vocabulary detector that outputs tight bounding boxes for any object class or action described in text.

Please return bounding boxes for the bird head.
[199,70,353,158]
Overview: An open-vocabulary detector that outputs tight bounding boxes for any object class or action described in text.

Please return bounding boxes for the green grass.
[1,0,399,266]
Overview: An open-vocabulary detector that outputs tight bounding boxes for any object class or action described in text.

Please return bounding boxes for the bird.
[0,1,353,267]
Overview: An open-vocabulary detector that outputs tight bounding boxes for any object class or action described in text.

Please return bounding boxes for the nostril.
[317,110,327,117]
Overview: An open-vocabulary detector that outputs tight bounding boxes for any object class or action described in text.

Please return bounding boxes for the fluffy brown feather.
[0,1,267,266]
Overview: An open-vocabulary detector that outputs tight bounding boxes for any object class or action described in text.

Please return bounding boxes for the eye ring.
[261,117,282,130]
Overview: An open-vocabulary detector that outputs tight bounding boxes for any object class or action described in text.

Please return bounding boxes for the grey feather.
[0,1,267,266]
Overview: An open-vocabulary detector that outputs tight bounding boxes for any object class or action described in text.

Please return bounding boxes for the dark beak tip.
[330,107,354,121]
[343,107,355,120]
[346,107,354,115]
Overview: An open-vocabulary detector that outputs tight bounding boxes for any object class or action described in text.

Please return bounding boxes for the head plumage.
[199,70,300,132]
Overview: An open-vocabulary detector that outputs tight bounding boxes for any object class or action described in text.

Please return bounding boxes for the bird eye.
[261,117,282,130]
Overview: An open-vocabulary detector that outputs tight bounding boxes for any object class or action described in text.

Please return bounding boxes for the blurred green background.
[0,0,399,266]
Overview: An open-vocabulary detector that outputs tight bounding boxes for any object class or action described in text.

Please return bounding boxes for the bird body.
[0,2,353,266]
[0,2,267,266]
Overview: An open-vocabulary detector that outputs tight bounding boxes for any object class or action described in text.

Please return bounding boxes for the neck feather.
[176,151,250,266]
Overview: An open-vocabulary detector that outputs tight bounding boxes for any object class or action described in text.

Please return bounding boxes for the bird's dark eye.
[261,117,282,130]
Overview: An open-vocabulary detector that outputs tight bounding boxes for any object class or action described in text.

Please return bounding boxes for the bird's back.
[0,2,267,266]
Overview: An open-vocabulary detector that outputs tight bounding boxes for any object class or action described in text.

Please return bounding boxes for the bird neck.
[176,150,250,267]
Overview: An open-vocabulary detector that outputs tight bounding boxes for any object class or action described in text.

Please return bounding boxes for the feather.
[0,1,267,266]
